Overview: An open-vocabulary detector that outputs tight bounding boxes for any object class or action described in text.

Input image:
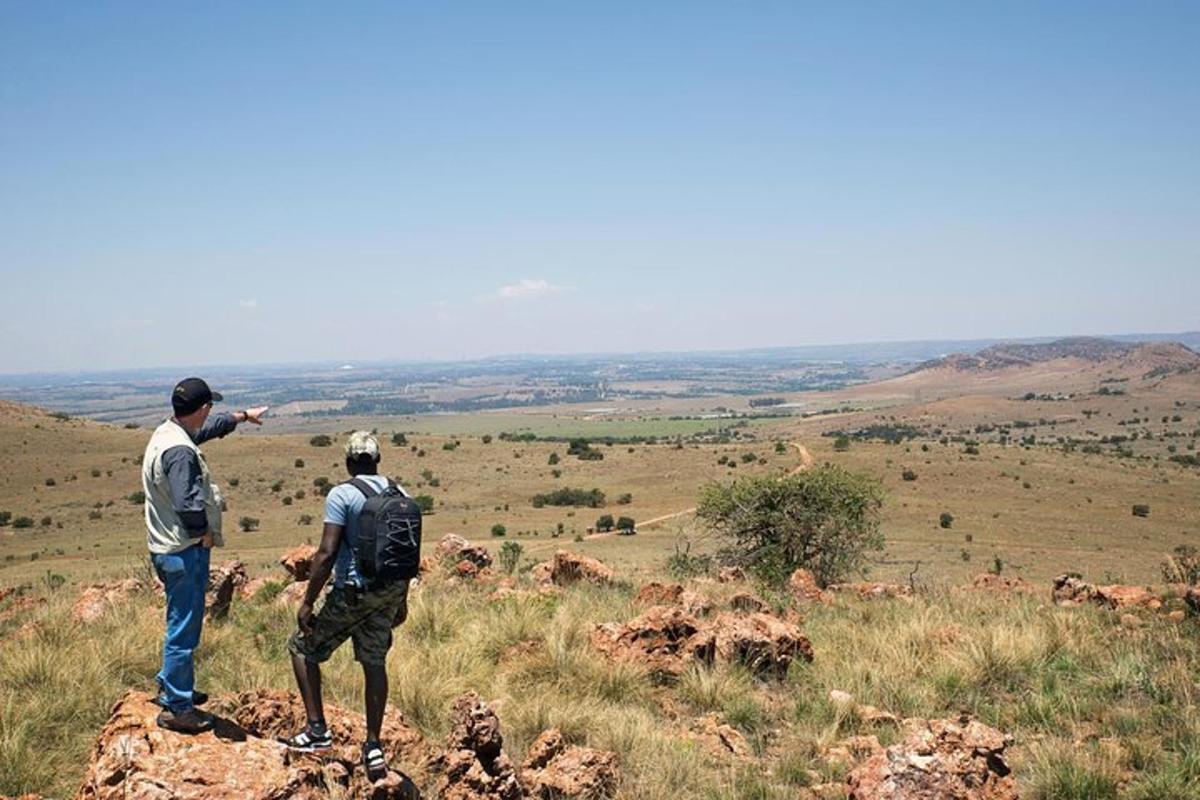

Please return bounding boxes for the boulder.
[72,579,142,623]
[590,606,706,677]
[716,567,746,583]
[592,607,812,678]
[530,561,553,584]
[787,569,830,604]
[691,612,814,678]
[206,561,247,620]
[1094,584,1162,611]
[222,688,426,772]
[435,534,471,560]
[550,551,613,586]
[970,573,1036,595]
[520,728,619,799]
[829,582,913,601]
[279,545,318,582]
[428,692,523,800]
[728,592,768,614]
[688,715,750,759]
[1051,574,1095,607]
[76,691,420,800]
[434,535,493,571]
[456,560,481,580]
[846,715,1017,800]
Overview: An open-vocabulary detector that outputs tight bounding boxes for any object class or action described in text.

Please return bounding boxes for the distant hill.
[911,337,1200,376]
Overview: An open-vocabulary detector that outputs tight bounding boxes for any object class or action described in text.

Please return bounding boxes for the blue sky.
[1,2,1197,373]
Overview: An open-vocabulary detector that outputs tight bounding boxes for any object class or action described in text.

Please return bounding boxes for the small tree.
[499,541,523,574]
[127,491,146,504]
[491,523,507,538]
[294,458,305,468]
[901,469,918,482]
[697,465,884,587]
[596,514,615,532]
[1132,504,1150,518]
[310,435,333,447]
[833,435,851,452]
[616,516,636,534]
[391,433,408,446]
[238,516,260,532]
[482,434,493,444]
[939,512,954,529]
[548,452,560,466]
[413,495,435,513]
[12,516,34,529]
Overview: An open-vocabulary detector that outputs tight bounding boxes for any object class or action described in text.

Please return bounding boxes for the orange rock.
[970,573,1036,594]
[279,545,317,582]
[829,582,913,601]
[847,716,1017,800]
[1095,584,1162,611]
[520,728,619,799]
[787,569,830,604]
[428,691,523,800]
[72,579,142,623]
[550,551,614,586]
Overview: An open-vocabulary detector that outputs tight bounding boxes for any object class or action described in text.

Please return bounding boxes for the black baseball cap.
[172,377,223,416]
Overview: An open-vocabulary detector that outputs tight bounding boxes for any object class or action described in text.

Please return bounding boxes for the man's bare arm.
[297,522,343,634]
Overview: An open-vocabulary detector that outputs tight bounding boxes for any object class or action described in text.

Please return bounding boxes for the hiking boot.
[156,707,214,734]
[363,740,388,781]
[280,725,333,753]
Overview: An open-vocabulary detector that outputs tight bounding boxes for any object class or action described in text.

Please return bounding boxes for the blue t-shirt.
[324,475,402,588]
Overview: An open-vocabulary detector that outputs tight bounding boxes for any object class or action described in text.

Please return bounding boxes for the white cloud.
[493,279,563,301]
[238,299,258,309]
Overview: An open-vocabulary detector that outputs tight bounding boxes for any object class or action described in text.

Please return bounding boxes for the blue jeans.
[152,544,210,713]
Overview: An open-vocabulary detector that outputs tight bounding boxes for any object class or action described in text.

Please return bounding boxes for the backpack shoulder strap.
[347,477,379,498]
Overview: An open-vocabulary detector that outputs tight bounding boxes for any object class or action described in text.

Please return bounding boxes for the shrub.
[44,478,56,487]
[90,468,101,478]
[442,441,459,451]
[481,434,493,444]
[548,453,560,466]
[282,496,293,506]
[228,478,240,487]
[391,433,407,446]
[294,458,305,468]
[774,442,787,454]
[498,540,523,574]
[697,465,884,587]
[1132,504,1150,518]
[12,516,35,529]
[310,435,333,447]
[901,469,918,481]
[0,511,10,527]
[666,540,712,579]
[491,523,507,538]
[616,516,636,534]
[88,510,102,521]
[832,435,851,452]
[127,491,146,504]
[298,514,314,526]
[270,481,284,493]
[939,512,954,529]
[531,487,605,508]
[740,452,757,464]
[238,516,260,532]
[413,495,435,513]
[616,493,633,505]
[40,516,52,527]
[596,514,615,532]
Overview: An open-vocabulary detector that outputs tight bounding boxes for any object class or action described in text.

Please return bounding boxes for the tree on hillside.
[697,465,884,587]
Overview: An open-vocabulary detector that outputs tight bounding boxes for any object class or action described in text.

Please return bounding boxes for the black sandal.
[363,741,388,780]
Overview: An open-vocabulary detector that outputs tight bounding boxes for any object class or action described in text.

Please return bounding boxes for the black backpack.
[347,478,422,585]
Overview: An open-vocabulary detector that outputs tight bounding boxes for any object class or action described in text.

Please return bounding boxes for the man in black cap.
[141,377,268,733]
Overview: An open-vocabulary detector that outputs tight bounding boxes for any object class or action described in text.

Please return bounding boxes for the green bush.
[532,487,605,508]
[832,435,851,452]
[294,458,305,468]
[127,491,146,505]
[413,495,435,513]
[697,464,884,587]
[498,540,523,574]
[901,469,918,481]
[12,516,35,529]
[491,523,507,538]
[939,512,954,529]
[309,435,333,447]
[238,516,260,532]
[596,514,615,532]
[1132,504,1150,518]
[391,433,408,446]
[616,516,636,534]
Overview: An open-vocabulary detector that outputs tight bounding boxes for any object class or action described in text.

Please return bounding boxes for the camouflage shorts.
[287,581,409,666]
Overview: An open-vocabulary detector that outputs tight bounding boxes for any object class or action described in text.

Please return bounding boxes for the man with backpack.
[284,431,422,781]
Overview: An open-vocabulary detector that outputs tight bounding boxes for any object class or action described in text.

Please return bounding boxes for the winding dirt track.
[617,441,814,533]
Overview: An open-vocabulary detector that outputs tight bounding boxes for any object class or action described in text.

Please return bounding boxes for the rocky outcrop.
[429,692,523,800]
[688,715,750,759]
[280,545,318,582]
[846,716,1017,800]
[787,569,830,604]
[76,691,420,800]
[1051,574,1095,607]
[1052,574,1162,610]
[72,580,142,623]
[520,729,619,799]
[206,561,247,620]
[436,535,494,571]
[633,583,711,615]
[591,607,812,678]
[550,551,614,586]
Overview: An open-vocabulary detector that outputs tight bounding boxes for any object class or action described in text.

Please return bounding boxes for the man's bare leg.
[291,652,326,726]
